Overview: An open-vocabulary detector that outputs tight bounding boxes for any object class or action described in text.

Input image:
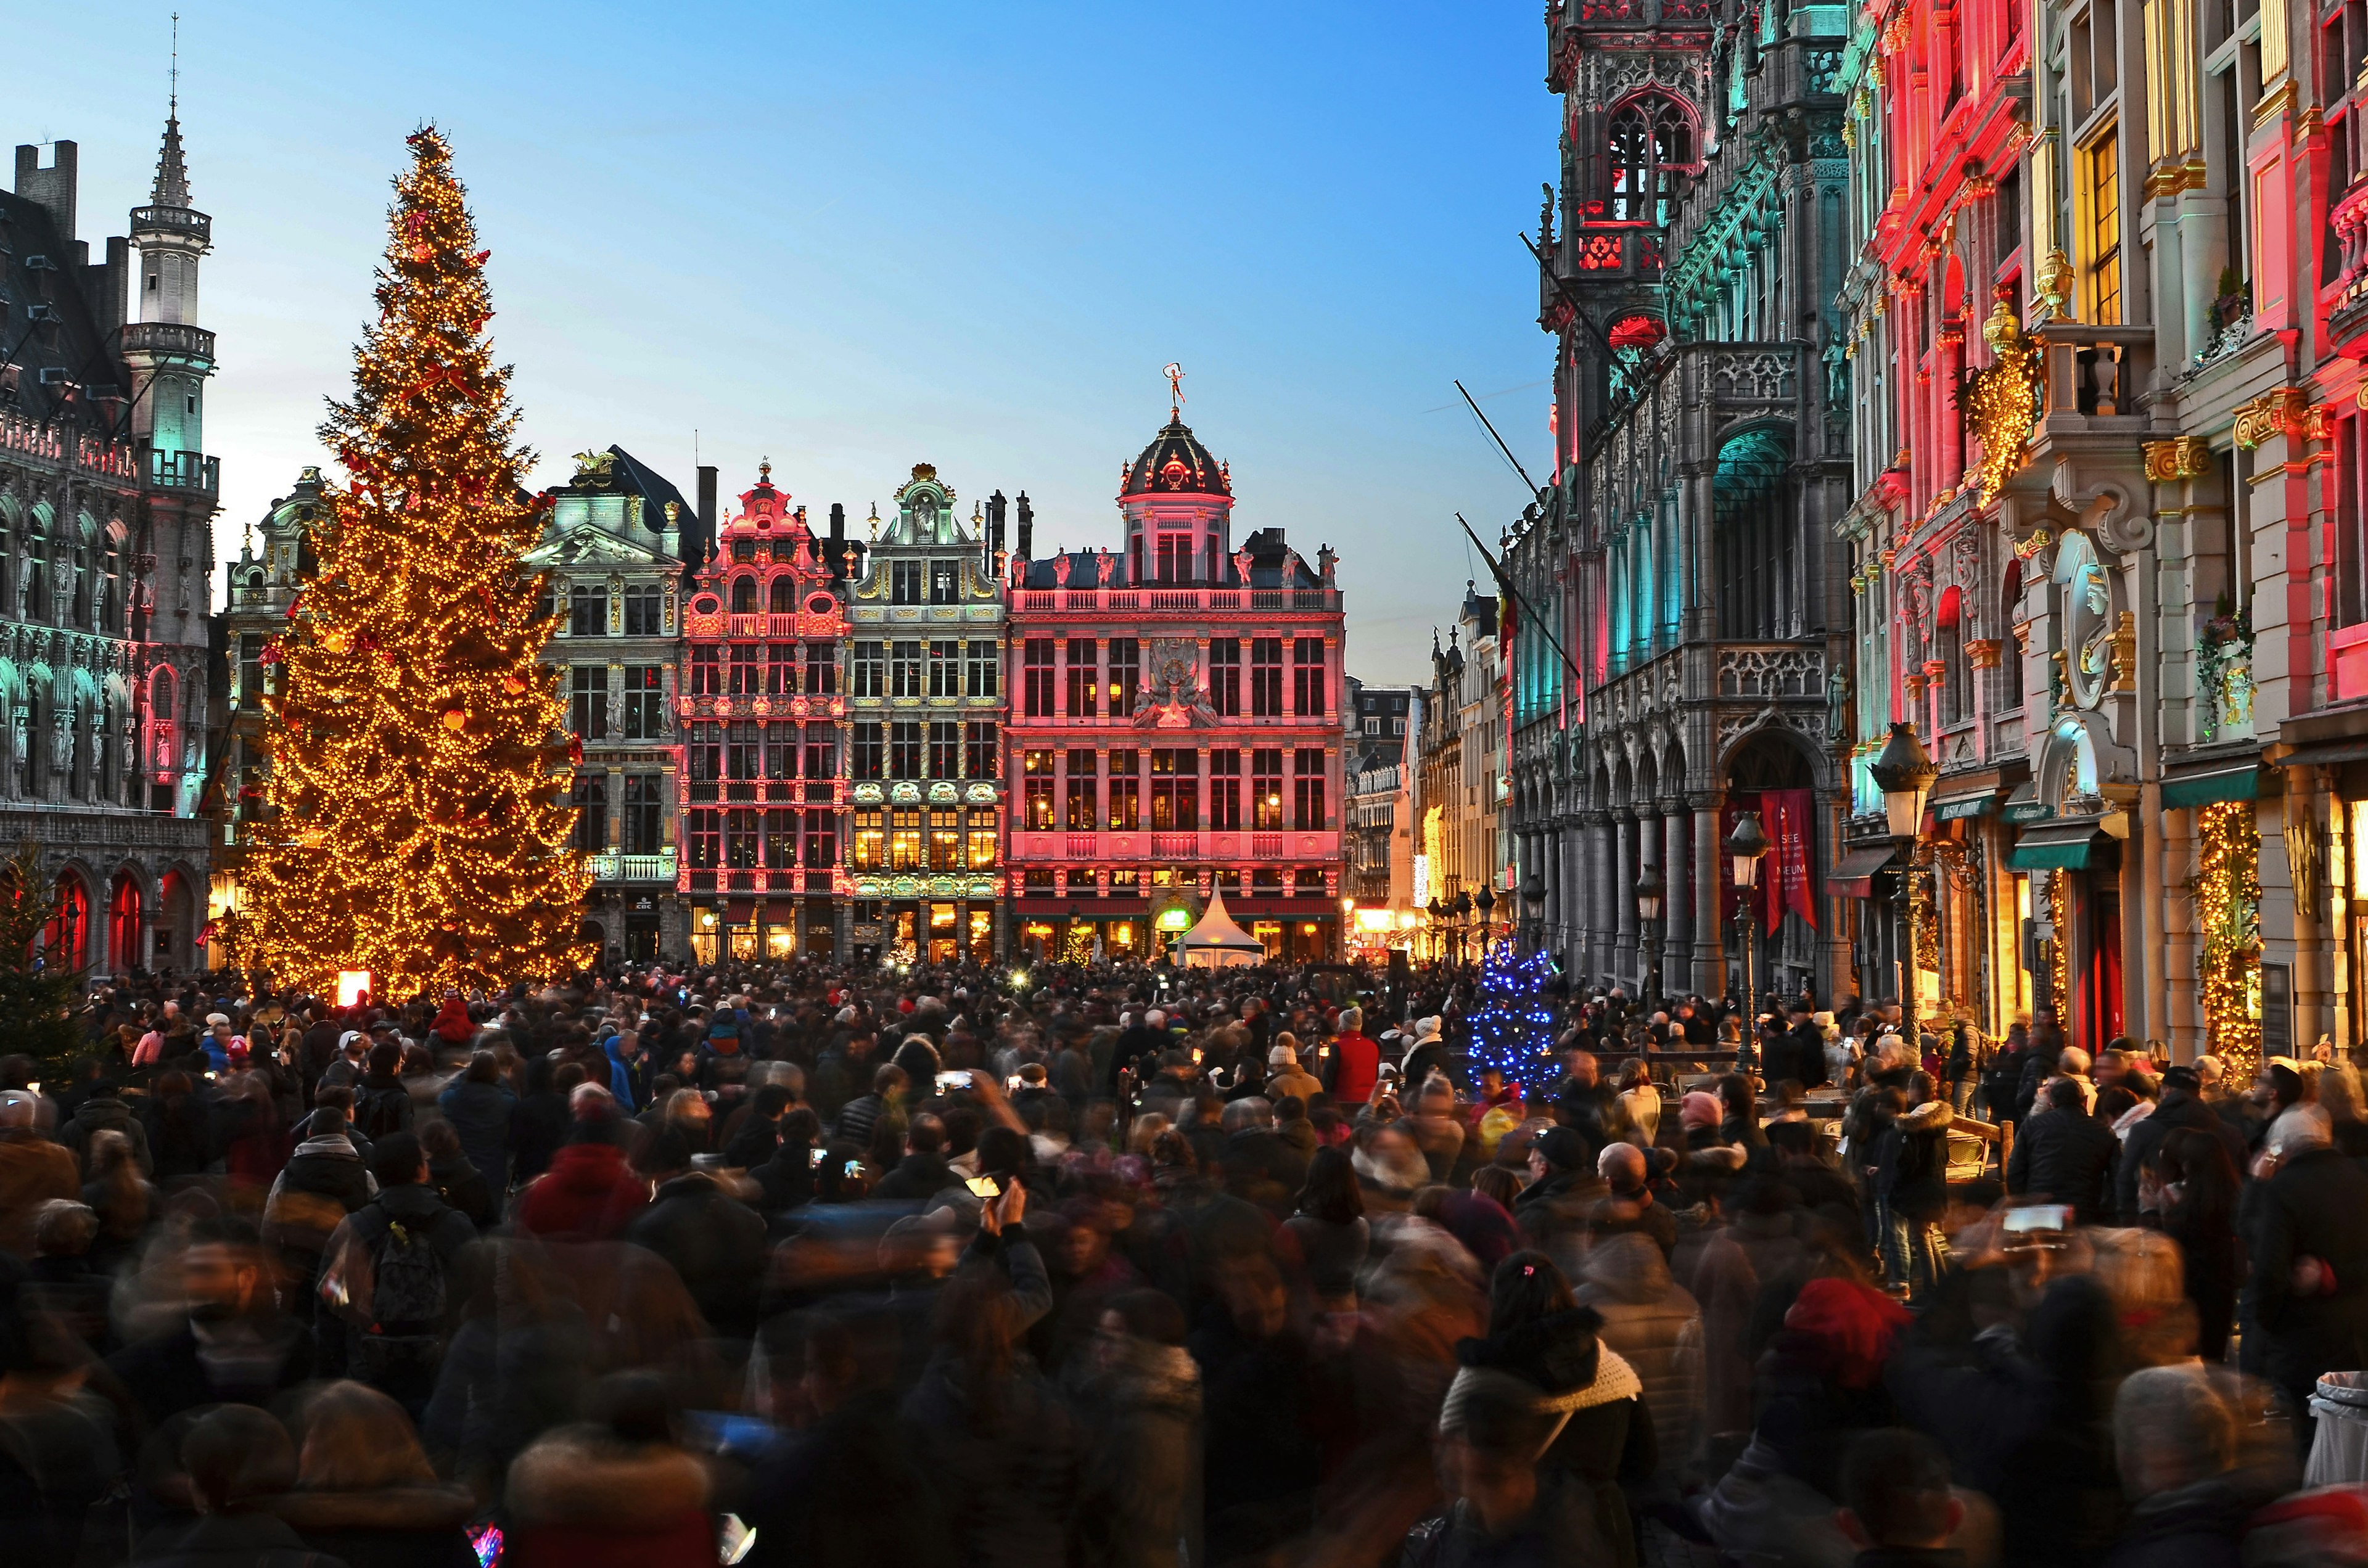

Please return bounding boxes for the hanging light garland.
[2195,799,2263,1074]
[1961,294,2044,506]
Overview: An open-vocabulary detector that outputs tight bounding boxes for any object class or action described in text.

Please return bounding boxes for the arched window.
[1938,586,1968,727]
[1607,94,1696,225]
[46,875,88,971]
[730,575,758,614]
[109,871,141,971]
[2000,562,2025,710]
[769,575,796,614]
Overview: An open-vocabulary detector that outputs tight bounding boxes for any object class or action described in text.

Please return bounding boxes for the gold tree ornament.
[241,128,591,997]
[1962,297,2043,507]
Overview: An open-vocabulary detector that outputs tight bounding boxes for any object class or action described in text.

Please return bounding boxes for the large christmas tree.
[242,128,588,997]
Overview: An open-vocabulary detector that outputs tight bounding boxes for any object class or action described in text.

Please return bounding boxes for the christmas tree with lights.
[242,128,588,997]
[1467,942,1559,1087]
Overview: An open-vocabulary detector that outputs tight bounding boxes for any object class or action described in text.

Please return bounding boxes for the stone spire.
[151,18,190,208]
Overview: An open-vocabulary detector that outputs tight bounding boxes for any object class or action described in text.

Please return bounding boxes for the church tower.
[120,87,214,481]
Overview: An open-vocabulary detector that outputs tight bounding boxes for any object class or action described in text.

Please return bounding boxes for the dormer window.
[929,560,960,603]
[1607,94,1696,225]
[892,561,924,604]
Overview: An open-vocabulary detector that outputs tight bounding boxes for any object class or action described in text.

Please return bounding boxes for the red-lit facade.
[675,466,857,964]
[1004,410,1346,963]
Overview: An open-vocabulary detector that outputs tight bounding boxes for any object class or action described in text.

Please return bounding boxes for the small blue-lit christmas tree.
[1468,942,1559,1087]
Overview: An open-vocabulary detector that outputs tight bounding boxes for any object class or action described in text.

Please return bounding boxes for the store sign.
[1412,853,1431,907]
[1157,907,1191,932]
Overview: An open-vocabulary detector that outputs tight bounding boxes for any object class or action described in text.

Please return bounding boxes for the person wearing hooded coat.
[434,1054,515,1211]
[1447,1250,1655,1568]
[2247,1110,2368,1442]
[272,1380,475,1568]
[1577,1231,1703,1486]
[1067,1287,1204,1568]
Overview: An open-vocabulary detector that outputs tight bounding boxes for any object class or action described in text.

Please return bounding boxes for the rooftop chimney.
[1016,491,1034,560]
[13,142,77,244]
[696,464,718,567]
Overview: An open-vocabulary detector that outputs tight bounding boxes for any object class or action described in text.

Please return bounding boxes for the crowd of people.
[0,956,2364,1567]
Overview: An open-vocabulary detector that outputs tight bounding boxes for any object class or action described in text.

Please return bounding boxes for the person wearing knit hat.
[1678,1091,1723,1149]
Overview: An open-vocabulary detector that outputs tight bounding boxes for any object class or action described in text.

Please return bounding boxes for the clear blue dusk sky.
[18,2,1554,686]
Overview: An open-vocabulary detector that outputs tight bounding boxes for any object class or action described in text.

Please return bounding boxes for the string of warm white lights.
[239,128,589,996]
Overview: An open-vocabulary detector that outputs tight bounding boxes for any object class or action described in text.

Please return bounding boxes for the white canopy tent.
[1177,890,1266,968]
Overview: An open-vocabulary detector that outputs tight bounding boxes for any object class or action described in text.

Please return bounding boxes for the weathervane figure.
[1163,362,1186,419]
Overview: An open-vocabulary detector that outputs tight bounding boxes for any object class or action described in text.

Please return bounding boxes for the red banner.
[1761,788,1819,934]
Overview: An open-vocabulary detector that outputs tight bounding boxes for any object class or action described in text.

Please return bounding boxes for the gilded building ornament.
[2034,248,2076,322]
[1966,638,2004,670]
[2232,387,2311,450]
[2142,436,2213,481]
[2112,611,2139,693]
[1963,297,2042,506]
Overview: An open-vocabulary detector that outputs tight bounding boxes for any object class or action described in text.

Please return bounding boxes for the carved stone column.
[1663,804,1692,995]
[1613,809,1638,990]
[1692,793,1725,996]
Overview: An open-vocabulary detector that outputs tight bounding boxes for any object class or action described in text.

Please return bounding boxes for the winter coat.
[144,1093,215,1182]
[352,1074,414,1140]
[1576,1231,1703,1475]
[1400,1480,1603,1568]
[622,1172,767,1338]
[513,1143,648,1242]
[871,1151,954,1202]
[130,1512,353,1568]
[104,1316,316,1427]
[899,1350,1082,1568]
[59,1093,152,1176]
[1282,1212,1370,1297]
[740,1397,951,1568]
[1072,1338,1204,1568]
[426,1154,495,1231]
[2115,1087,2245,1223]
[272,1482,477,1568]
[2006,1104,2118,1223]
[2249,1143,2368,1408]
[0,1133,79,1257]
[1331,1029,1381,1104]
[1877,1098,1955,1223]
[2102,1478,2251,1568]
[1264,1065,1323,1106]
[434,1079,515,1197]
[503,1426,713,1568]
[264,1135,377,1268]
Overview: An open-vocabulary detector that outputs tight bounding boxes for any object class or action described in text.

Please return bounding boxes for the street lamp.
[1870,721,1938,1017]
[1519,872,1547,956]
[1474,884,1497,956]
[1452,889,1473,965]
[1725,811,1770,1037]
[1634,864,1664,1005]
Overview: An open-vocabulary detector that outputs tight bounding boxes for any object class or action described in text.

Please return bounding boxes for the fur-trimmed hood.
[505,1427,711,1529]
[1897,1098,1955,1135]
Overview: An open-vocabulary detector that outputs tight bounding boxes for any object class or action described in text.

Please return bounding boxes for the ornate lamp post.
[1474,884,1497,957]
[1870,721,1939,1017]
[1452,889,1473,966]
[1634,864,1664,1006]
[1725,811,1770,1035]
[1519,872,1547,956]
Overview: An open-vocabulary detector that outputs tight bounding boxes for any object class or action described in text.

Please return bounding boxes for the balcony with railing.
[587,848,678,883]
[130,205,213,245]
[120,321,216,366]
[149,449,219,493]
[1012,583,1338,615]
[1011,829,1338,863]
[2328,175,2368,353]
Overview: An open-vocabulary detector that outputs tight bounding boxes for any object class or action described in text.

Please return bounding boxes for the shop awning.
[2001,784,2049,824]
[2007,820,2112,870]
[1828,844,1901,900]
[1934,790,2000,821]
[2160,764,2260,809]
[2277,739,2368,769]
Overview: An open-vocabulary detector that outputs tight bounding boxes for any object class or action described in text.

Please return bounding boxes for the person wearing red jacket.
[514,1110,648,1242]
[428,991,476,1049]
[1330,1007,1379,1106]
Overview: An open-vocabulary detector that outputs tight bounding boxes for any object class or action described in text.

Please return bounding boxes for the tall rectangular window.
[805,722,838,781]
[890,640,923,698]
[965,639,998,697]
[687,721,721,786]
[852,721,884,780]
[1252,748,1285,829]
[929,720,960,779]
[1151,749,1198,830]
[765,722,799,779]
[1293,637,1326,716]
[623,585,663,637]
[1156,533,1193,582]
[1209,639,1241,716]
[889,808,922,869]
[2089,133,2123,324]
[729,644,762,696]
[570,665,609,739]
[891,561,924,604]
[1108,638,1140,715]
[1208,747,1242,829]
[238,635,264,707]
[571,773,607,852]
[621,665,664,739]
[763,807,800,868]
[1251,638,1283,716]
[569,583,608,637]
[1293,747,1326,830]
[689,646,721,696]
[805,641,838,696]
[725,807,762,868]
[726,721,761,782]
[1065,748,1098,829]
[686,807,721,868]
[929,559,960,603]
[890,720,922,778]
[804,814,837,868]
[621,774,664,855]
[929,807,961,869]
[852,641,884,698]
[1023,749,1055,829]
[929,639,961,698]
[852,808,885,869]
[966,720,998,779]
[967,812,998,869]
[1108,749,1140,831]
[1066,638,1098,716]
[1024,638,1057,716]
[766,643,800,696]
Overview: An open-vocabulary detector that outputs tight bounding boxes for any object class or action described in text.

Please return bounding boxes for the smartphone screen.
[808,1146,826,1168]
[843,1160,863,1179]
[965,1175,1001,1199]
[2004,1204,2071,1234]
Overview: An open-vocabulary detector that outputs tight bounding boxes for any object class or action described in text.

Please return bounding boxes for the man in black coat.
[1783,1005,1830,1091]
[2005,1077,2117,1223]
[103,1217,315,1431]
[625,1128,768,1339]
[871,1116,956,1202]
[2115,1066,2247,1223]
[2249,1120,2368,1444]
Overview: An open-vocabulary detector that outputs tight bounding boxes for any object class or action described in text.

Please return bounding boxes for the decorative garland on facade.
[1962,298,2043,506]
[2196,605,2255,742]
[2193,800,2263,1075]
[2047,871,2072,1015]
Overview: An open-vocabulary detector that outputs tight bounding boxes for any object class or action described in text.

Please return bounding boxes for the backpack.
[352,1213,450,1397]
[355,1083,409,1139]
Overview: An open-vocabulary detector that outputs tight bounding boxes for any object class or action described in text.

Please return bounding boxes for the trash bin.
[2306,1371,2368,1488]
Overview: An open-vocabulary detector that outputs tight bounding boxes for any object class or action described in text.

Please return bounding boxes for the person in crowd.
[504,1371,716,1568]
[2007,1076,2118,1223]
[274,1379,477,1567]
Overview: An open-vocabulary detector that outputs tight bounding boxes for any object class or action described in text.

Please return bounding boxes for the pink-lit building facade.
[1004,410,1347,963]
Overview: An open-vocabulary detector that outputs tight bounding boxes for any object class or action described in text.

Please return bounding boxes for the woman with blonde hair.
[275,1379,475,1566]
